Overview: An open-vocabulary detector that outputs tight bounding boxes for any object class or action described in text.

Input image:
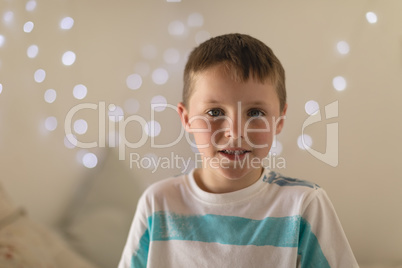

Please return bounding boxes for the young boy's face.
[178,63,286,192]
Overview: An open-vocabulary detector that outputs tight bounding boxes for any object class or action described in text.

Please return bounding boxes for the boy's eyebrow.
[204,99,220,104]
[247,101,269,106]
[203,99,270,106]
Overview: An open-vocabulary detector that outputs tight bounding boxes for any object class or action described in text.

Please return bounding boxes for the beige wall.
[0,0,401,265]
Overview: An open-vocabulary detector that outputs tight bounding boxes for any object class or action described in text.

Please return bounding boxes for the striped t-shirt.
[119,168,359,268]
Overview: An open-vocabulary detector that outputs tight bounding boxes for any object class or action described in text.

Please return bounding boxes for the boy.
[119,33,358,267]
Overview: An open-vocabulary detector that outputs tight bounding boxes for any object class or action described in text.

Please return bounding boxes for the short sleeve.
[298,188,359,268]
[118,193,150,268]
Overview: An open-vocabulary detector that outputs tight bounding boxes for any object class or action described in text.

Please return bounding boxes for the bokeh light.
[297,134,313,150]
[333,76,347,91]
[108,104,124,122]
[34,69,46,83]
[0,35,5,47]
[152,68,169,85]
[45,116,58,131]
[27,44,39,58]
[145,120,161,137]
[188,13,204,27]
[44,89,57,103]
[163,48,180,64]
[3,11,14,24]
[25,0,37,12]
[73,84,87,99]
[168,20,186,36]
[366,12,378,24]
[62,51,76,66]
[305,100,320,115]
[74,119,88,135]
[60,17,74,30]
[126,74,142,90]
[0,84,3,94]
[82,152,98,168]
[23,21,34,33]
[336,41,350,55]
[151,95,167,112]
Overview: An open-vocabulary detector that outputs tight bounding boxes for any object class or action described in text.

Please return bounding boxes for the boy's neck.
[193,167,263,194]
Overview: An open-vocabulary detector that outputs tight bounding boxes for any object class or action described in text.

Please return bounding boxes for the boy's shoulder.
[261,170,327,214]
[141,173,188,198]
[263,170,321,190]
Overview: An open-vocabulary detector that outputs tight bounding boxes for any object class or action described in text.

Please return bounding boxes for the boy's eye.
[248,109,265,117]
[207,109,224,117]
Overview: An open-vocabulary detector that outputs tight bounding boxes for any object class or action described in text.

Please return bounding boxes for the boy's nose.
[224,116,244,139]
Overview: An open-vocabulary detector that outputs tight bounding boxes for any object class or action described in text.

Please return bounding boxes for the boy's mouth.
[219,149,250,155]
[218,148,251,160]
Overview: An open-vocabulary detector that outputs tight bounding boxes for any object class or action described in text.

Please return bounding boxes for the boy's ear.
[177,102,190,132]
[275,103,287,135]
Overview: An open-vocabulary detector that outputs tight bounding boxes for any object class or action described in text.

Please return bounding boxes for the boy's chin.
[213,166,263,181]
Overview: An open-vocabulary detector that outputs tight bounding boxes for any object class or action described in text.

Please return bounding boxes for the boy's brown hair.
[183,33,286,113]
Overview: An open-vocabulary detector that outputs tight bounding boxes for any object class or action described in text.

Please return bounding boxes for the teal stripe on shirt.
[132,212,330,267]
[298,217,330,267]
[131,228,149,268]
[150,212,299,247]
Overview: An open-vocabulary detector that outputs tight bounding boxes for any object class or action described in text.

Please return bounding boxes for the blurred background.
[0,0,401,267]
